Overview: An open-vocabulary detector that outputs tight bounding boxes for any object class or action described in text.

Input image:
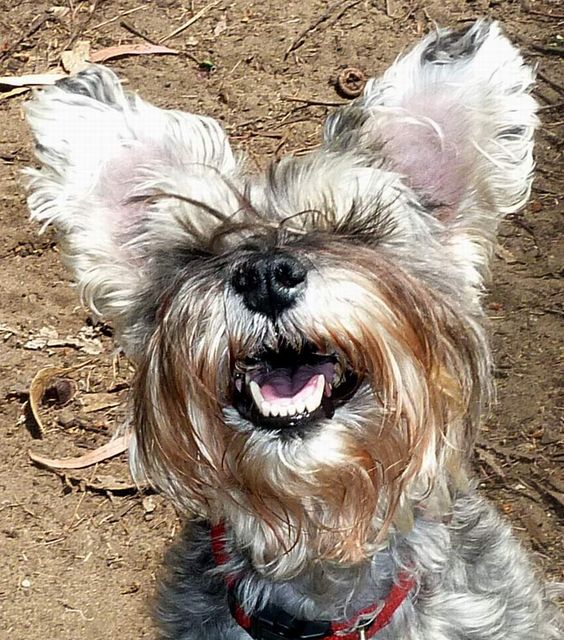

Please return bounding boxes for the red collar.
[211,523,415,640]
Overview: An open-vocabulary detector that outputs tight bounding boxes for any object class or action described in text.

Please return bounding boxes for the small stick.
[538,101,564,111]
[64,0,101,49]
[284,0,362,59]
[0,13,50,62]
[90,6,146,31]
[526,10,564,19]
[120,20,160,46]
[537,70,564,95]
[159,0,222,44]
[282,95,346,107]
[530,43,564,57]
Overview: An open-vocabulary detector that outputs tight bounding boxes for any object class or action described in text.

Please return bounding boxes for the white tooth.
[249,381,264,408]
[296,400,306,414]
[278,406,288,417]
[305,376,325,413]
[287,404,297,416]
[305,396,318,413]
[270,404,280,417]
[261,400,272,417]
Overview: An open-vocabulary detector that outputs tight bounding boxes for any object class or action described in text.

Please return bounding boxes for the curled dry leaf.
[90,43,179,63]
[29,366,74,436]
[28,361,92,436]
[29,433,131,470]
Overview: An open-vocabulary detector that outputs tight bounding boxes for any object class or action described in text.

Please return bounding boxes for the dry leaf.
[61,40,91,74]
[29,433,130,470]
[28,362,91,436]
[213,16,227,37]
[0,73,65,87]
[142,496,157,513]
[29,366,71,436]
[91,474,138,492]
[23,325,102,354]
[48,5,71,20]
[495,245,520,265]
[90,43,178,63]
[0,87,30,100]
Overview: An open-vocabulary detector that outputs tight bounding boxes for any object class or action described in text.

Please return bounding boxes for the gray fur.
[157,494,560,639]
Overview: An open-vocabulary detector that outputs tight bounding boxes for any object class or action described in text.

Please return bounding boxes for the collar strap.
[211,524,415,640]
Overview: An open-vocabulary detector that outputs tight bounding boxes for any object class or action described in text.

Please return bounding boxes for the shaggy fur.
[26,19,560,640]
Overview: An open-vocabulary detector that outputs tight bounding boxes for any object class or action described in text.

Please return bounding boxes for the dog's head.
[26,21,536,577]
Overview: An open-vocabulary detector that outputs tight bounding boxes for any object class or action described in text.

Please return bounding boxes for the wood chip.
[61,40,91,74]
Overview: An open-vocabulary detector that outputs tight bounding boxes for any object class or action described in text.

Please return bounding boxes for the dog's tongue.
[259,363,334,402]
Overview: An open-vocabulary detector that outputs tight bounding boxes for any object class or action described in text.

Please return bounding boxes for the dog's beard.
[130,242,490,578]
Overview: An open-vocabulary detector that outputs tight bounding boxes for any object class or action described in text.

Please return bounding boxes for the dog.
[25,19,560,640]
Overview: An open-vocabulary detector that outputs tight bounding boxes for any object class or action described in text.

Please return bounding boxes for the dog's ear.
[325,20,537,285]
[26,66,237,342]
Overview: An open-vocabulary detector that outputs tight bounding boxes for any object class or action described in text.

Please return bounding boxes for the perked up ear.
[325,20,538,283]
[26,66,238,347]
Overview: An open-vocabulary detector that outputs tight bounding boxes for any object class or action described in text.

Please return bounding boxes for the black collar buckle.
[228,588,332,640]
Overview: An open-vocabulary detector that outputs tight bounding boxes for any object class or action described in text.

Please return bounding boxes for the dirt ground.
[0,1,562,638]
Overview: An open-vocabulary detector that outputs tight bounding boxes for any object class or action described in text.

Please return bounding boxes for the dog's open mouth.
[232,343,361,430]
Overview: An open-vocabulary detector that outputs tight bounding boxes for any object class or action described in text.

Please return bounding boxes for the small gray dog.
[26,19,560,640]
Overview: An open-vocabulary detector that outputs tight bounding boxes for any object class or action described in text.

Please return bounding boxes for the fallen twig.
[284,0,362,59]
[538,101,564,112]
[477,438,540,462]
[282,95,346,107]
[530,43,564,57]
[89,6,146,31]
[537,70,564,95]
[476,446,506,478]
[159,0,222,44]
[0,13,50,62]
[64,0,100,49]
[120,20,160,46]
[530,479,564,510]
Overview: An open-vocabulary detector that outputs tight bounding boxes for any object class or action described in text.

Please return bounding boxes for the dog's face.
[26,21,536,577]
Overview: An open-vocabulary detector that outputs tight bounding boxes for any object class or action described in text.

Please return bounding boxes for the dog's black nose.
[231,252,307,317]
